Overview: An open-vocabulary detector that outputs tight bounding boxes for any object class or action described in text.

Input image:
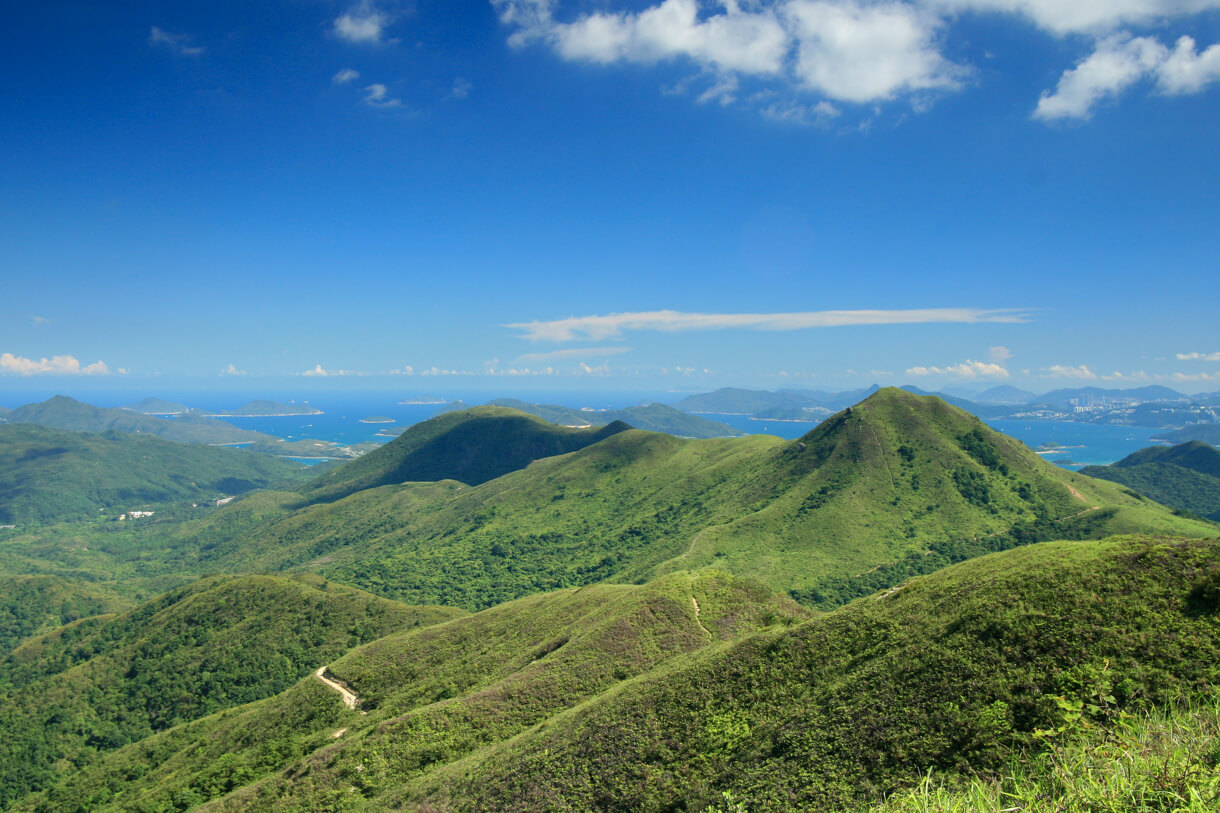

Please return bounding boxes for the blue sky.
[2,0,1219,396]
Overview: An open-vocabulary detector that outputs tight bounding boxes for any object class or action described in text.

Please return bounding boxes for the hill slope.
[7,396,273,445]
[0,575,132,656]
[304,406,630,502]
[1081,440,1220,521]
[150,389,1213,612]
[0,423,306,524]
[18,536,1220,812]
[487,398,744,437]
[0,574,463,807]
[13,571,802,812]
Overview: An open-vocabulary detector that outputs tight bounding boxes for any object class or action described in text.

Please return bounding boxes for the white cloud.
[31,315,51,326]
[990,345,1012,362]
[1158,36,1220,93]
[1044,364,1098,379]
[515,346,633,362]
[761,99,841,124]
[363,83,404,107]
[1,353,111,376]
[222,364,247,376]
[1034,34,1167,120]
[507,307,1032,341]
[149,26,205,56]
[1035,33,1220,120]
[301,364,362,376]
[784,0,962,102]
[334,2,392,44]
[922,0,1220,36]
[389,365,415,375]
[906,359,1009,377]
[333,68,361,84]
[1177,351,1220,361]
[1170,371,1220,382]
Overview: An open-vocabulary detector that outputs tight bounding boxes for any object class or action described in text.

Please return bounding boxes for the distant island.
[359,416,396,424]
[123,397,192,415]
[398,396,447,405]
[206,400,323,417]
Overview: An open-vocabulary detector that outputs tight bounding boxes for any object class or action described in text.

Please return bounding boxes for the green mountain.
[114,389,1209,613]
[0,574,463,807]
[0,423,306,525]
[17,536,1220,812]
[1153,424,1220,445]
[13,571,801,812]
[486,398,744,438]
[7,396,274,445]
[1081,441,1220,521]
[0,575,132,656]
[122,398,191,415]
[304,406,631,503]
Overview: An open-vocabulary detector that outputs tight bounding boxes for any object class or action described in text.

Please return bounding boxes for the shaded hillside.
[305,406,630,502]
[15,571,802,812]
[0,575,132,656]
[0,574,463,807]
[1153,424,1220,445]
[18,536,1220,812]
[1081,441,1220,521]
[7,396,273,445]
[486,398,744,438]
[167,389,1214,611]
[0,423,306,525]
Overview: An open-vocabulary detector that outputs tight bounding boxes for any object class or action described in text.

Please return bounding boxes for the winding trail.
[315,667,360,711]
[690,595,712,639]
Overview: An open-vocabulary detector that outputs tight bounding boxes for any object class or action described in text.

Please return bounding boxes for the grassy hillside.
[0,423,306,525]
[0,575,132,656]
[1081,441,1220,521]
[305,406,630,503]
[12,571,801,812]
[7,395,274,445]
[0,574,463,807]
[16,388,1203,612]
[16,535,1219,812]
[486,398,744,437]
[393,535,1220,812]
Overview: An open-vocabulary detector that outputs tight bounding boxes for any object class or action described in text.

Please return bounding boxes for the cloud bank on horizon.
[490,0,1220,119]
[506,307,1032,341]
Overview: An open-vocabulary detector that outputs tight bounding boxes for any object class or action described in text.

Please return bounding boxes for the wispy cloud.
[362,83,403,108]
[333,68,361,84]
[990,345,1012,362]
[334,1,393,44]
[906,359,1009,378]
[1044,364,1098,379]
[221,364,247,376]
[149,26,205,57]
[1,352,111,376]
[31,315,51,326]
[450,77,473,99]
[515,346,633,363]
[506,307,1032,341]
[1178,351,1220,361]
[301,364,363,376]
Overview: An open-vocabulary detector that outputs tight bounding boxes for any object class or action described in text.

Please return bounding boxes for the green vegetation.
[6,396,273,445]
[13,535,1219,812]
[304,405,630,502]
[0,574,462,807]
[122,398,190,415]
[12,571,800,812]
[1082,441,1220,521]
[487,398,744,437]
[871,700,1220,812]
[0,423,306,525]
[0,575,131,655]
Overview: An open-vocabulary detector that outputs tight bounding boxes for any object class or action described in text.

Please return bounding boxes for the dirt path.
[315,667,360,711]
[690,595,712,639]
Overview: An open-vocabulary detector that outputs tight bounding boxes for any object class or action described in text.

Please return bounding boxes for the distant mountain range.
[123,398,323,417]
[4,396,274,445]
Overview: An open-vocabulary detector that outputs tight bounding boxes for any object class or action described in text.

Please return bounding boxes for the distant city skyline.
[3,1,1218,393]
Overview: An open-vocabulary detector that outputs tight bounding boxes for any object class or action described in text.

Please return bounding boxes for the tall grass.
[873,700,1220,812]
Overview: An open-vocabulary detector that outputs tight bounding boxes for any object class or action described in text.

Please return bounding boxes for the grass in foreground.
[871,699,1220,813]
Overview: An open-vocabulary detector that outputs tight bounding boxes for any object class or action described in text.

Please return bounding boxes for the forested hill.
[304,405,630,503]
[6,396,272,445]
[0,423,305,525]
